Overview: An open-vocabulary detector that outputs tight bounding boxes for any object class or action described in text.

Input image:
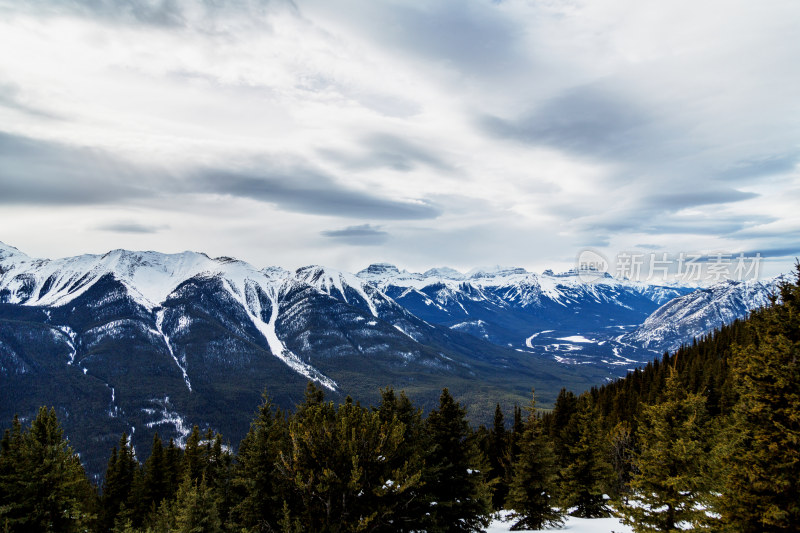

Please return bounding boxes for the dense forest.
[1,266,798,532]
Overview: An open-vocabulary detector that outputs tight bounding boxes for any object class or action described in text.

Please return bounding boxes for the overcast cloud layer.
[0,0,798,276]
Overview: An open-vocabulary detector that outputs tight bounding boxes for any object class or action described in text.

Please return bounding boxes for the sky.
[0,0,798,278]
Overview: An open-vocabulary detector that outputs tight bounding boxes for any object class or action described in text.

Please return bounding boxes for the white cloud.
[0,0,797,275]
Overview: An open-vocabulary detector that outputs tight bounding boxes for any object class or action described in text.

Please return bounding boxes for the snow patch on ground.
[557,335,596,343]
[486,511,633,532]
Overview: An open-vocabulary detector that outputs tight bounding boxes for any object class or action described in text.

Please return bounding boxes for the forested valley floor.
[1,266,798,532]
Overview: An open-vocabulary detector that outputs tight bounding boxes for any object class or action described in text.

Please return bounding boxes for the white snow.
[557,335,596,343]
[525,330,554,348]
[155,309,192,392]
[241,280,338,391]
[486,511,633,533]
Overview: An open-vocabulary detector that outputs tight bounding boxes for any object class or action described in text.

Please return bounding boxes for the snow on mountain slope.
[0,242,342,389]
[357,263,686,310]
[623,278,781,352]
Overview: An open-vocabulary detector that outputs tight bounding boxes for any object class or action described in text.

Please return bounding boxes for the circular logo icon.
[575,249,609,283]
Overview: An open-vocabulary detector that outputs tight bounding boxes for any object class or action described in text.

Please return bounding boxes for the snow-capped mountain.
[356,263,694,366]
[0,242,777,478]
[0,243,603,477]
[623,278,781,353]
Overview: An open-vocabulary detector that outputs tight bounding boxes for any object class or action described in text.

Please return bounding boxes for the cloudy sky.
[1,0,798,276]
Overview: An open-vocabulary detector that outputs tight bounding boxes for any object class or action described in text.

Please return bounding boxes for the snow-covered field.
[486,511,633,533]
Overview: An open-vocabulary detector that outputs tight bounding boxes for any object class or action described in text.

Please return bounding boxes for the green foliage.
[101,433,138,530]
[4,264,799,533]
[422,388,492,532]
[487,404,510,510]
[619,370,711,532]
[173,474,222,533]
[230,392,289,531]
[279,390,425,532]
[557,396,613,518]
[0,407,96,532]
[714,265,800,532]
[506,391,562,530]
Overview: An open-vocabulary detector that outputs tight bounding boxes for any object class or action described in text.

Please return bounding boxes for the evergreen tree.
[0,407,96,532]
[143,433,169,509]
[506,391,562,530]
[279,391,423,532]
[488,404,509,509]
[173,474,222,533]
[374,388,427,532]
[164,437,183,500]
[101,433,138,530]
[557,397,612,518]
[607,422,635,501]
[619,370,711,532]
[715,265,800,532]
[549,388,579,469]
[231,393,288,531]
[422,388,492,532]
[184,426,203,483]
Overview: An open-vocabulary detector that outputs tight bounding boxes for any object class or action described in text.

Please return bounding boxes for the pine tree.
[607,421,635,501]
[488,404,509,510]
[374,388,427,532]
[141,433,169,516]
[506,391,562,530]
[231,392,288,531]
[164,437,183,500]
[0,407,96,532]
[101,433,138,530]
[549,388,579,469]
[422,388,492,532]
[184,426,203,483]
[279,391,423,532]
[714,265,800,532]
[557,397,612,518]
[619,370,711,532]
[173,473,222,533]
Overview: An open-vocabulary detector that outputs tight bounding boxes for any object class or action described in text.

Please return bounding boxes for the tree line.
[1,266,798,532]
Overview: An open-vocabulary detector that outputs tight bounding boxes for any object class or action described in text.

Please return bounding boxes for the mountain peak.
[466,266,529,279]
[422,267,465,280]
[0,241,28,260]
[356,263,401,279]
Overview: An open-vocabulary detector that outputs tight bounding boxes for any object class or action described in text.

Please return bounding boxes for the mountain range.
[0,241,778,478]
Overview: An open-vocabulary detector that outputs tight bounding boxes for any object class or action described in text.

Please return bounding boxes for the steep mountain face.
[357,263,694,368]
[0,243,776,478]
[0,244,602,477]
[623,278,781,353]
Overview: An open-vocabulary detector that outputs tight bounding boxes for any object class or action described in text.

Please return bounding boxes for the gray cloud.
[0,132,156,205]
[0,131,441,219]
[480,84,662,160]
[320,133,452,173]
[321,224,388,245]
[644,189,759,211]
[720,153,799,181]
[4,0,299,29]
[95,222,169,234]
[303,0,523,77]
[744,246,800,259]
[9,0,186,26]
[194,166,441,220]
[0,83,61,120]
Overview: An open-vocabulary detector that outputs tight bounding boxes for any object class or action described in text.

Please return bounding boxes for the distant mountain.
[0,242,777,478]
[622,278,781,353]
[357,262,694,368]
[0,243,598,477]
